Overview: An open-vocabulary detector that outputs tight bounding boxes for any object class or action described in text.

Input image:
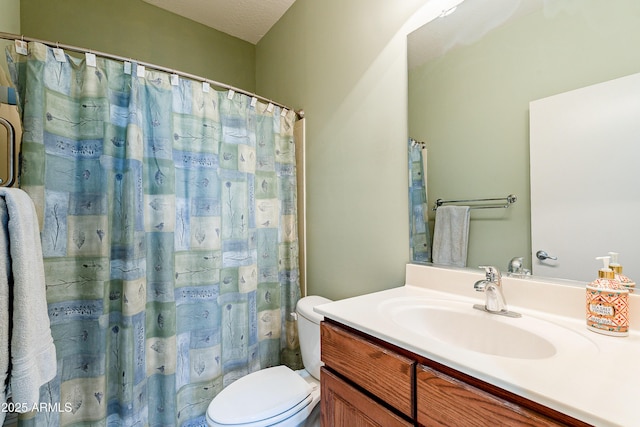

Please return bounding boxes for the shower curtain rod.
[0,32,303,119]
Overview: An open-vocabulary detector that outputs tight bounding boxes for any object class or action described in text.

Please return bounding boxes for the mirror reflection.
[408,0,640,282]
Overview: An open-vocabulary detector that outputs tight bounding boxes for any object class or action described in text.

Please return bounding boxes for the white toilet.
[206,295,331,427]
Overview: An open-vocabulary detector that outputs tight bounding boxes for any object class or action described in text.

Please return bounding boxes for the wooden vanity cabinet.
[320,319,592,427]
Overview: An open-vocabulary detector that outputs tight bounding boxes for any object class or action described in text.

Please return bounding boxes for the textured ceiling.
[142,0,297,45]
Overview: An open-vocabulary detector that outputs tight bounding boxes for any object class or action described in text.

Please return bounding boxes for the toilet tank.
[296,295,331,380]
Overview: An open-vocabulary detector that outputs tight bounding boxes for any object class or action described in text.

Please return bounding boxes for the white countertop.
[314,263,640,427]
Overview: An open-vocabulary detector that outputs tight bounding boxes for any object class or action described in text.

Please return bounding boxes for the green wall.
[18,0,256,91]
[0,0,19,34]
[0,0,20,79]
[256,0,429,300]
[408,0,640,271]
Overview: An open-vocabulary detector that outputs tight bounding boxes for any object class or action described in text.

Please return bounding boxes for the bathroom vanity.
[321,320,584,426]
[316,264,640,426]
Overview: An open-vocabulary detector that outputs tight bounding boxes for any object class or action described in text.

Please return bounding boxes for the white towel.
[0,188,56,411]
[432,205,471,268]
[0,199,10,425]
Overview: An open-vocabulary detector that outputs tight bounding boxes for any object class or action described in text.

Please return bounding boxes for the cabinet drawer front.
[321,368,413,427]
[417,365,564,427]
[321,322,414,418]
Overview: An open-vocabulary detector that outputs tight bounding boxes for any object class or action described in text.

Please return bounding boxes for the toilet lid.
[208,365,313,426]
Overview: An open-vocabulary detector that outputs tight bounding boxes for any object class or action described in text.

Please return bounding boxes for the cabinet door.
[416,365,565,427]
[321,368,413,427]
[530,72,640,281]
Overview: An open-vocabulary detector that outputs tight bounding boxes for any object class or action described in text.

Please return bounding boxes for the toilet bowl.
[206,295,331,427]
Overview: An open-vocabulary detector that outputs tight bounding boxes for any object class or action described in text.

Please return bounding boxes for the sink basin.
[379,298,597,360]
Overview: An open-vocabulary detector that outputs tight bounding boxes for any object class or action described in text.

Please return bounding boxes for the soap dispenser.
[608,252,635,293]
[586,256,629,337]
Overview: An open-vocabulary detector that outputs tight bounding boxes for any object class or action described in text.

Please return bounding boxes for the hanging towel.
[0,199,10,425]
[432,205,471,268]
[0,188,56,416]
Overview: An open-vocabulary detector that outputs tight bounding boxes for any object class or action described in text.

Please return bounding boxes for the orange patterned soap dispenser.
[609,252,635,293]
[586,256,629,337]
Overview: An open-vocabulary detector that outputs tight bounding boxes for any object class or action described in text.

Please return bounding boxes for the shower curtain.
[7,42,301,426]
[409,139,431,263]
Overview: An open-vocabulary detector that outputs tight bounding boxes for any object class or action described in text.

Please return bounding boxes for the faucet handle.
[507,256,523,273]
[478,265,501,281]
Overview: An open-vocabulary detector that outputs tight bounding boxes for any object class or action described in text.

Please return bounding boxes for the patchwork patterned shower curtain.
[409,139,431,263]
[8,42,301,426]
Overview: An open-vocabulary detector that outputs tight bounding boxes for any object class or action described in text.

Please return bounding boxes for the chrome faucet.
[473,266,521,318]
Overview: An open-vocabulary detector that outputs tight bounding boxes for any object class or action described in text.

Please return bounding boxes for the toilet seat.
[207,365,316,427]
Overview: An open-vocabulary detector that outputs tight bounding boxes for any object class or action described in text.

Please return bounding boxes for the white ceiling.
[142,0,297,45]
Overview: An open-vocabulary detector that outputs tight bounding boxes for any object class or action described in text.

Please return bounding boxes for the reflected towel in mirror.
[432,205,471,268]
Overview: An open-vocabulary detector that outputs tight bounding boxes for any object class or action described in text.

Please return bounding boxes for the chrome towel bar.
[433,194,517,211]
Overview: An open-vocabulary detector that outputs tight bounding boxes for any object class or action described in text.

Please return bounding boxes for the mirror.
[408,0,640,282]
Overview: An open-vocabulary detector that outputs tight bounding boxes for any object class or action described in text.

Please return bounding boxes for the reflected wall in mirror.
[408,0,640,282]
